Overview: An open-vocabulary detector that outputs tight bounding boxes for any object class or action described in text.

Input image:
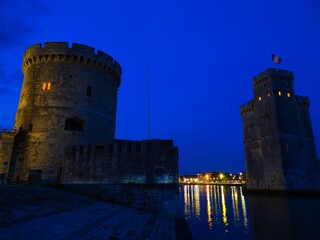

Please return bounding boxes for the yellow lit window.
[258,96,262,101]
[267,93,270,97]
[278,91,282,96]
[287,92,291,97]
[41,82,51,91]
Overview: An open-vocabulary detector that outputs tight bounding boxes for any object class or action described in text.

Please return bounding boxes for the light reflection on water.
[221,185,228,230]
[240,187,248,228]
[206,185,212,230]
[181,185,320,240]
[181,185,251,239]
[184,184,201,220]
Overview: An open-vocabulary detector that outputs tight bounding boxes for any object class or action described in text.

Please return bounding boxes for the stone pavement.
[0,185,177,239]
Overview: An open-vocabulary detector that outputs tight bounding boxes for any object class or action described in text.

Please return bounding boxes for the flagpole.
[147,66,150,140]
[45,28,49,42]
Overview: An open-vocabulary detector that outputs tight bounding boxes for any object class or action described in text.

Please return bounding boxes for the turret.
[240,68,319,191]
[10,42,122,183]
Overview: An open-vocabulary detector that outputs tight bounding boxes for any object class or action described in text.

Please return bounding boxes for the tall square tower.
[240,68,319,191]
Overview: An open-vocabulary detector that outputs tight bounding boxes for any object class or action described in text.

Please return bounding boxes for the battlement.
[253,68,293,87]
[296,95,310,107]
[0,130,17,139]
[0,129,18,134]
[240,100,254,115]
[63,139,178,184]
[241,68,320,191]
[22,42,122,86]
[109,139,176,153]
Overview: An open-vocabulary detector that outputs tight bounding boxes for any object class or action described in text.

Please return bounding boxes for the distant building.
[179,175,199,184]
[180,172,245,184]
[0,42,178,184]
[240,68,320,191]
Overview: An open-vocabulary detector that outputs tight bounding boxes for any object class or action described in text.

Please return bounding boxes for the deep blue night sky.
[0,0,319,174]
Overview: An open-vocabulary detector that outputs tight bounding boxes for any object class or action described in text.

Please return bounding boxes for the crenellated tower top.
[253,68,293,85]
[22,42,122,87]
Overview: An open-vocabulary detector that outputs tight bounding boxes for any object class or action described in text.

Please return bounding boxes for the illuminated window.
[267,93,270,97]
[258,96,262,101]
[41,82,51,91]
[278,91,282,96]
[287,92,291,97]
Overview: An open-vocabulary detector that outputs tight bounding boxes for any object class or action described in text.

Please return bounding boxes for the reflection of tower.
[10,42,121,183]
[247,194,320,239]
[240,68,319,190]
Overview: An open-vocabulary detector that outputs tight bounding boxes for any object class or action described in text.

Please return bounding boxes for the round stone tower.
[12,42,121,183]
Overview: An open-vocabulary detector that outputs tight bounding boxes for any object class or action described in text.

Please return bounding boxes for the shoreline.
[179,183,245,186]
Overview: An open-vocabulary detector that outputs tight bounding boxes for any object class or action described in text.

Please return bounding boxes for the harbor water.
[180,185,320,240]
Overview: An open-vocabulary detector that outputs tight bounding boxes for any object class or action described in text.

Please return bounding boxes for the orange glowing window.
[278,91,282,96]
[267,93,270,97]
[287,92,291,97]
[41,82,51,91]
[258,96,262,101]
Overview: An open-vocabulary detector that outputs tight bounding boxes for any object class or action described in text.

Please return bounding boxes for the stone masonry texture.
[0,42,179,186]
[0,186,181,240]
[240,68,320,191]
[8,42,121,183]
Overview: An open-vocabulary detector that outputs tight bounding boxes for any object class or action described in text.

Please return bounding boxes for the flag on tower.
[272,54,281,64]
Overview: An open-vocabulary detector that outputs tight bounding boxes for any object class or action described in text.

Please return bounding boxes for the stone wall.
[0,131,16,180]
[62,139,179,184]
[240,68,320,191]
[3,42,180,188]
[11,42,121,182]
[61,183,181,216]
